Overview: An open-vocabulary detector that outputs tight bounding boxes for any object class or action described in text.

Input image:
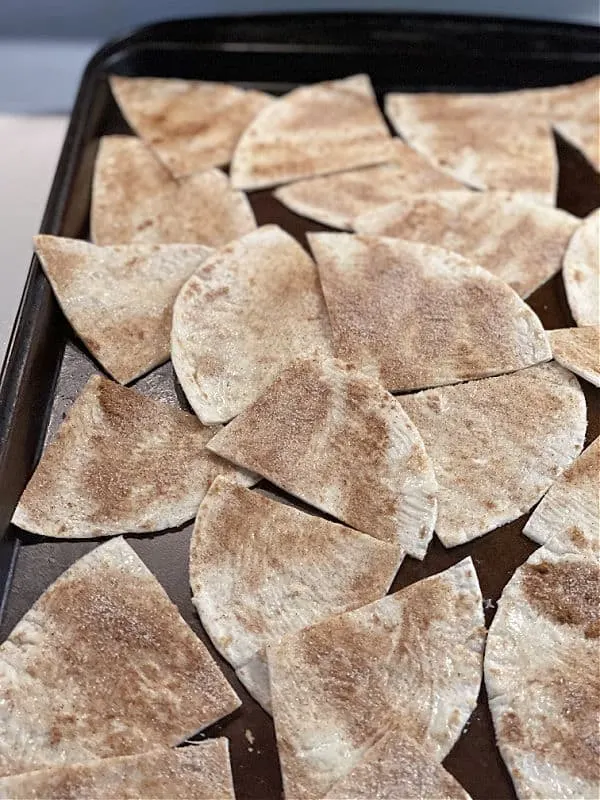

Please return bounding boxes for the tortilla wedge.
[309,233,551,392]
[523,437,599,558]
[274,140,462,230]
[171,225,332,424]
[353,191,578,298]
[34,235,212,384]
[549,326,600,387]
[110,75,272,176]
[269,558,485,799]
[0,538,240,777]
[91,135,256,246]
[12,375,255,539]
[0,741,235,799]
[563,210,600,327]
[230,74,393,190]
[190,477,402,710]
[207,358,438,559]
[485,546,599,799]
[399,363,587,547]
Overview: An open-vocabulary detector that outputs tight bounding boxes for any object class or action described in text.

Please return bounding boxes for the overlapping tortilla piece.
[523,437,599,558]
[485,546,600,799]
[171,225,332,424]
[563,210,600,326]
[270,559,485,799]
[309,234,551,391]
[91,136,255,246]
[549,326,600,386]
[110,75,272,176]
[12,375,254,539]
[0,742,235,799]
[400,363,587,547]
[0,538,240,777]
[190,477,402,710]
[207,358,438,559]
[353,191,578,298]
[34,235,212,384]
[230,74,393,190]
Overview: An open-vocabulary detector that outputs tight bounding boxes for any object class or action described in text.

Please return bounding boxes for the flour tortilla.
[309,234,551,392]
[323,728,472,800]
[269,558,485,799]
[0,741,235,799]
[274,139,462,230]
[34,235,212,385]
[91,135,256,246]
[523,437,599,558]
[563,210,600,326]
[384,93,557,204]
[0,538,240,777]
[171,225,332,424]
[485,546,599,800]
[190,476,402,710]
[12,375,255,539]
[549,326,600,387]
[353,191,578,298]
[110,75,272,177]
[230,74,393,190]
[399,363,587,547]
[207,358,438,559]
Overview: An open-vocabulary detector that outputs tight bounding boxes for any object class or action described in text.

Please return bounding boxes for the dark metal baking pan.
[0,13,598,800]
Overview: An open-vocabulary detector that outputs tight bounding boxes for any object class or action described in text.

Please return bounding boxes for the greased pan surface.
[0,14,598,800]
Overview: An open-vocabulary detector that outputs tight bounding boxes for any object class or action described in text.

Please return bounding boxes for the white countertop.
[0,114,68,368]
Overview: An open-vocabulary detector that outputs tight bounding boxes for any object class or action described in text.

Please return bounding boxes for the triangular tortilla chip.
[549,326,600,387]
[323,728,471,800]
[171,225,332,424]
[0,538,240,777]
[399,363,587,547]
[273,139,462,230]
[12,375,254,538]
[563,210,600,327]
[384,92,557,203]
[207,358,438,559]
[91,136,256,246]
[309,234,551,392]
[34,235,212,384]
[190,477,403,709]
[110,75,272,177]
[485,546,599,800]
[269,558,485,799]
[523,437,599,558]
[230,74,393,190]
[353,190,578,297]
[0,741,235,799]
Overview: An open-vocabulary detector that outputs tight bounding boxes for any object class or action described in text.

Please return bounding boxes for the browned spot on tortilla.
[569,526,587,547]
[573,269,584,283]
[500,711,524,744]
[205,285,230,302]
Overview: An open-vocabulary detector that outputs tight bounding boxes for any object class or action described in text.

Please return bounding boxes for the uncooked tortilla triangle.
[0,741,235,799]
[269,558,485,799]
[0,538,240,777]
[353,190,578,298]
[563,210,600,327]
[230,74,393,190]
[35,235,212,384]
[523,437,599,558]
[190,476,403,710]
[324,728,471,800]
[384,92,557,203]
[549,326,600,386]
[274,139,462,230]
[485,546,599,800]
[399,363,587,547]
[309,233,551,392]
[171,225,332,424]
[207,358,438,559]
[91,135,256,246]
[110,75,272,176]
[12,374,254,539]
